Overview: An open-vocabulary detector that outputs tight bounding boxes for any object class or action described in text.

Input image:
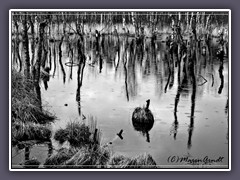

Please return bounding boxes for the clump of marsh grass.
[44,145,110,169]
[53,128,69,144]
[108,153,157,168]
[12,121,52,147]
[43,148,79,168]
[54,117,101,148]
[48,117,111,168]
[54,122,91,147]
[62,145,111,168]
[66,122,92,147]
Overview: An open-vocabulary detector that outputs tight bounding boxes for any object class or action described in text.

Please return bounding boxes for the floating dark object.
[64,104,68,106]
[132,99,154,124]
[132,99,154,142]
[117,129,124,140]
[49,38,55,43]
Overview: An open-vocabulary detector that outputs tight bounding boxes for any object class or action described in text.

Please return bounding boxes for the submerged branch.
[198,74,208,86]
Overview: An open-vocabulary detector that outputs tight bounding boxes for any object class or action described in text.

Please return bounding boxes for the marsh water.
[12,29,229,167]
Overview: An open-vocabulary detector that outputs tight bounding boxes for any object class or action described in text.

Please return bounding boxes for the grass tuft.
[54,120,101,147]
[108,153,157,168]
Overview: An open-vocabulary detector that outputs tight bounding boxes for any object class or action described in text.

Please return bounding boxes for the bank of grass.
[11,70,55,147]
[44,145,156,168]
[44,146,111,168]
[12,121,52,147]
[12,70,55,124]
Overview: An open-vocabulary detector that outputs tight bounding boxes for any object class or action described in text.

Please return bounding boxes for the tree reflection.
[124,55,129,101]
[187,51,197,150]
[172,56,182,140]
[76,38,86,118]
[99,55,103,73]
[125,39,138,99]
[218,61,224,94]
[58,36,66,83]
[52,40,57,78]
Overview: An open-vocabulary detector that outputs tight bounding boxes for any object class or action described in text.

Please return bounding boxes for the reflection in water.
[218,62,224,94]
[99,55,103,73]
[48,142,53,157]
[172,57,182,140]
[187,51,197,150]
[122,37,130,101]
[225,99,229,115]
[59,36,66,83]
[132,120,154,143]
[124,59,129,101]
[25,146,30,161]
[53,40,57,78]
[49,47,52,72]
[164,51,172,93]
[43,77,49,90]
[76,38,86,117]
[114,41,120,70]
[41,67,51,90]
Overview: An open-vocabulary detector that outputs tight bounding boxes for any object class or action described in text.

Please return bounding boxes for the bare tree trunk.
[14,19,22,72]
[22,13,30,79]
[42,40,48,68]
[34,21,46,83]
[29,15,35,67]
